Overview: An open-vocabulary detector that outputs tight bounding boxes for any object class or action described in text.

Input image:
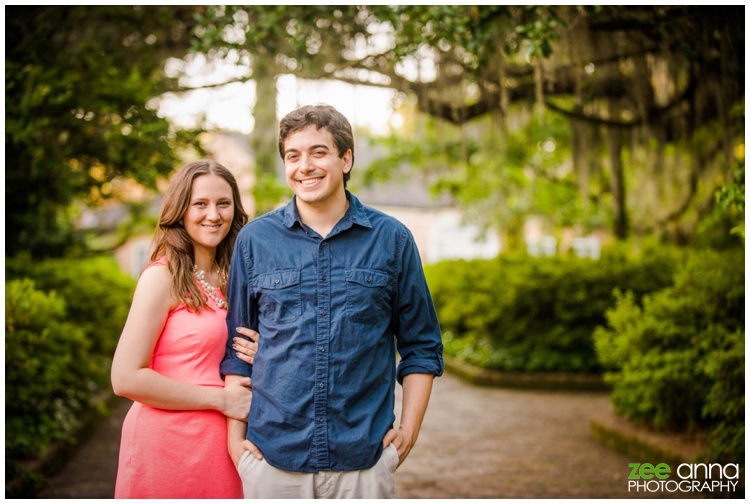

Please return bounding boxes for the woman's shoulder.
[149,256,169,268]
[139,256,185,313]
[135,258,173,302]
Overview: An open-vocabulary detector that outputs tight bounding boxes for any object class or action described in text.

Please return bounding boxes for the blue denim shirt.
[220,191,444,473]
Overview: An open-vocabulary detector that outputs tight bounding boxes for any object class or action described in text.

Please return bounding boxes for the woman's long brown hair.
[150,159,248,312]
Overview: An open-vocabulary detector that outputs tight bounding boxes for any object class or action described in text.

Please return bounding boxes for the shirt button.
[318,346,325,352]
[321,275,327,281]
[321,311,327,316]
[319,383,324,388]
[366,277,372,283]
[275,279,280,284]
[317,417,323,422]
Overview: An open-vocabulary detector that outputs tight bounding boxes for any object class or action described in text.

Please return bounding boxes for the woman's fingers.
[235,326,259,342]
[232,328,259,364]
[236,376,252,388]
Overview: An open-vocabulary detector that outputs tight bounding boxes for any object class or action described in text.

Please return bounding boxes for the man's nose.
[300,153,315,172]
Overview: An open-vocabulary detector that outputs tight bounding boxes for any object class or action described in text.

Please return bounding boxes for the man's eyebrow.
[284,144,332,154]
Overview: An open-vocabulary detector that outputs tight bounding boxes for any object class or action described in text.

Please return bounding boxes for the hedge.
[594,248,744,463]
[424,244,683,373]
[5,255,135,494]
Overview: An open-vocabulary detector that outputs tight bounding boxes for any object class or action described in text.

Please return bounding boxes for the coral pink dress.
[115,258,242,498]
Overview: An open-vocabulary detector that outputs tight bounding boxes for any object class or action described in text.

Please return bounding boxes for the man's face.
[282,125,352,210]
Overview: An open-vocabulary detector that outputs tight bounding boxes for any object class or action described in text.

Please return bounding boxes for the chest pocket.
[257,269,302,324]
[345,268,391,325]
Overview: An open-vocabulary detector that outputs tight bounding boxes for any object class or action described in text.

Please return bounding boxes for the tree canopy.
[192,5,745,243]
[6,6,744,257]
[5,6,201,257]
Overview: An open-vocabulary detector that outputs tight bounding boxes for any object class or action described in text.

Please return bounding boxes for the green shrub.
[426,245,682,373]
[5,255,135,488]
[6,255,134,359]
[594,249,744,462]
[5,280,96,469]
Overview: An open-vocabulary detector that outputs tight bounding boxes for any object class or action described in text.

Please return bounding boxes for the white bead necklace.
[193,264,228,310]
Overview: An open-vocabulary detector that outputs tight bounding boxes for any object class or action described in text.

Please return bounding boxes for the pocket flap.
[345,268,389,288]
[257,269,301,289]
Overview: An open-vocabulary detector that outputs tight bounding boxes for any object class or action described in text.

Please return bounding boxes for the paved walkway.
[38,373,688,499]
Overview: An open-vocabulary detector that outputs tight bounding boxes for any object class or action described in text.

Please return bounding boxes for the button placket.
[313,238,331,469]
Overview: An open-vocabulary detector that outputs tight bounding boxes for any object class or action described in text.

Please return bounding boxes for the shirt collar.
[282,190,372,230]
[344,191,373,229]
[282,197,300,228]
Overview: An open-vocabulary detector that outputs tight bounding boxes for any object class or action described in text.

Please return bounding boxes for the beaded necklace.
[193,264,228,310]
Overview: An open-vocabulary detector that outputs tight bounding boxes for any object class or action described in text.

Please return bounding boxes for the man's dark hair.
[278,104,355,186]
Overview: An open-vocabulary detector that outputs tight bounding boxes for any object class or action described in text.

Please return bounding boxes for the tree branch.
[544,100,642,128]
[170,75,254,93]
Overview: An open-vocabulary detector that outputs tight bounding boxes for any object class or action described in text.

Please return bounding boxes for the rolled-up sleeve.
[394,228,444,384]
[220,232,255,379]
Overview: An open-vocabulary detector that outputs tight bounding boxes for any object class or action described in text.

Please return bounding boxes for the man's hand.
[382,427,415,468]
[241,439,264,461]
[228,418,247,468]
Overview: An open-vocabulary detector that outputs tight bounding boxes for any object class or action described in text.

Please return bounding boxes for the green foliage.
[6,255,135,358]
[715,158,745,240]
[691,204,745,250]
[6,6,202,258]
[193,6,367,71]
[5,279,97,472]
[594,249,744,462]
[363,110,608,249]
[371,6,564,70]
[252,171,292,216]
[5,256,135,484]
[426,244,682,373]
[511,6,564,59]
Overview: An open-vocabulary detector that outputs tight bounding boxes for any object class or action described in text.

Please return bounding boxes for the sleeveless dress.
[114,258,243,498]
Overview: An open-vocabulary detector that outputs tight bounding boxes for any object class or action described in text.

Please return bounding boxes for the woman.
[111,159,257,498]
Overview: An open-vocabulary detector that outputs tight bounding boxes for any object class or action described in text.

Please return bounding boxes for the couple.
[111,104,444,499]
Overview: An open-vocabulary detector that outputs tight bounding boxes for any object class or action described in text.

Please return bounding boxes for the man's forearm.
[383,372,433,466]
[399,373,433,441]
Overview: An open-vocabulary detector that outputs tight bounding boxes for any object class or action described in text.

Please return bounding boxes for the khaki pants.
[237,444,399,499]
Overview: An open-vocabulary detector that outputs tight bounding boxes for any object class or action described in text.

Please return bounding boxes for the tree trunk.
[250,53,283,214]
[251,55,278,177]
[607,99,628,240]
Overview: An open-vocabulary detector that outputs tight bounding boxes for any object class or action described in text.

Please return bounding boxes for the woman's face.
[183,174,234,256]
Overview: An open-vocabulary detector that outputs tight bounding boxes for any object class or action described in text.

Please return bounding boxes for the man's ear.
[342,149,353,174]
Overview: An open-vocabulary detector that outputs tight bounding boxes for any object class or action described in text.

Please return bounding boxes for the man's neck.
[296,192,350,238]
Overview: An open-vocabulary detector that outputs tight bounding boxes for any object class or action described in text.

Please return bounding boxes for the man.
[221,103,444,499]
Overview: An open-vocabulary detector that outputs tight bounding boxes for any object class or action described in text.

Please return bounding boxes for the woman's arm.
[111,264,251,420]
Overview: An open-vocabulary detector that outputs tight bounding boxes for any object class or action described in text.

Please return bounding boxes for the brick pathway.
[393,374,688,498]
[39,373,689,499]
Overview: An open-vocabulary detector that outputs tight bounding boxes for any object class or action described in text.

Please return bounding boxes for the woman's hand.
[222,376,252,421]
[233,327,259,364]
